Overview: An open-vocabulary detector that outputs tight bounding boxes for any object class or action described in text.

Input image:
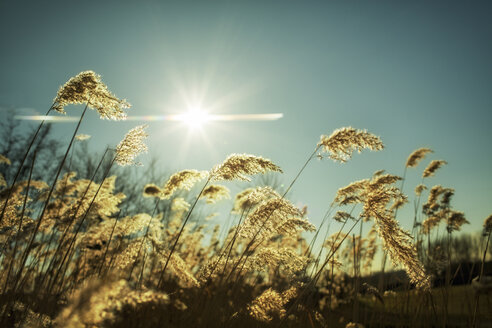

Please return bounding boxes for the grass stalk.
[10,102,89,294]
[0,106,54,225]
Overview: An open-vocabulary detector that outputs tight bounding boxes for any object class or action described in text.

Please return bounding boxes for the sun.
[177,107,211,129]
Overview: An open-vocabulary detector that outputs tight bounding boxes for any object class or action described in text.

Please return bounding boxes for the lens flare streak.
[14,113,284,123]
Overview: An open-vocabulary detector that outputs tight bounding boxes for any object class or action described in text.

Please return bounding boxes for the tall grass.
[0,71,490,328]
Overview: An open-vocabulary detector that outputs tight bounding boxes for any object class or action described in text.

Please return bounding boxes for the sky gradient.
[1,0,491,234]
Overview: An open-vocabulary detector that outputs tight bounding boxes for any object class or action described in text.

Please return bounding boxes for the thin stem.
[128,197,160,281]
[0,106,54,224]
[282,147,320,199]
[11,102,89,293]
[215,208,249,282]
[305,202,334,258]
[226,147,320,282]
[472,231,491,327]
[48,155,117,294]
[157,176,211,288]
[2,150,37,293]
[97,212,121,277]
[39,148,110,288]
[278,217,362,328]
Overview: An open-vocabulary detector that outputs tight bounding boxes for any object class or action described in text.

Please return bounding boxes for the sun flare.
[177,107,211,129]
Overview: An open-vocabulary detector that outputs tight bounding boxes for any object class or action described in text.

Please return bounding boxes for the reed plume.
[200,184,230,204]
[414,184,427,196]
[423,160,447,178]
[115,125,149,166]
[239,197,314,240]
[53,70,130,120]
[247,287,298,322]
[334,173,430,289]
[160,170,209,199]
[406,148,433,168]
[211,154,282,181]
[318,127,384,163]
[446,211,469,233]
[232,186,278,213]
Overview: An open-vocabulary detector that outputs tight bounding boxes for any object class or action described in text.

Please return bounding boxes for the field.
[0,71,491,327]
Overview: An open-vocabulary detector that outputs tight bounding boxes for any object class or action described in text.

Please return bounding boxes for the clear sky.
[1,0,491,235]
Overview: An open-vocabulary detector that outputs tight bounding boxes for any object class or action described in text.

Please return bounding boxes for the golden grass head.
[247,288,293,322]
[171,197,191,212]
[422,185,455,217]
[333,211,355,223]
[200,184,230,204]
[239,197,312,240]
[338,172,431,290]
[250,247,307,277]
[446,210,469,233]
[423,159,447,178]
[232,186,278,213]
[414,184,427,196]
[53,70,130,120]
[115,125,149,166]
[318,127,384,163]
[211,153,282,182]
[421,216,441,235]
[406,147,433,168]
[161,169,208,199]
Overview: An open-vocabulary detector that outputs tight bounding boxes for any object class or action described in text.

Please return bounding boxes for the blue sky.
[1,0,491,235]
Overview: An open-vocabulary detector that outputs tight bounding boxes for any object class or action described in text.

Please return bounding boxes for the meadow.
[0,71,491,327]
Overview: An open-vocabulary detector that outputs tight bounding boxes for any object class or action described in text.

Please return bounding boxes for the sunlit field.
[0,71,490,327]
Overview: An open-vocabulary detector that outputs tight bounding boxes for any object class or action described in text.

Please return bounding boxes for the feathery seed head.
[247,288,295,322]
[200,184,230,204]
[337,172,431,289]
[446,211,469,233]
[211,153,282,182]
[250,248,307,277]
[423,160,447,178]
[318,127,384,163]
[232,186,279,213]
[161,170,208,199]
[421,216,441,235]
[53,70,130,120]
[171,197,191,212]
[415,184,427,196]
[333,211,355,223]
[115,125,148,166]
[406,148,433,168]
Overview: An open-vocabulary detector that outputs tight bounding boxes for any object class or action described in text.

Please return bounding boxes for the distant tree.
[0,107,62,183]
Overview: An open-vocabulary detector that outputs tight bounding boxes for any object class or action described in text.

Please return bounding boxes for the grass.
[0,70,490,328]
[358,285,492,327]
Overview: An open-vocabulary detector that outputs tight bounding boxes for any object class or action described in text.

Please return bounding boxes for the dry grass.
[0,71,490,328]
